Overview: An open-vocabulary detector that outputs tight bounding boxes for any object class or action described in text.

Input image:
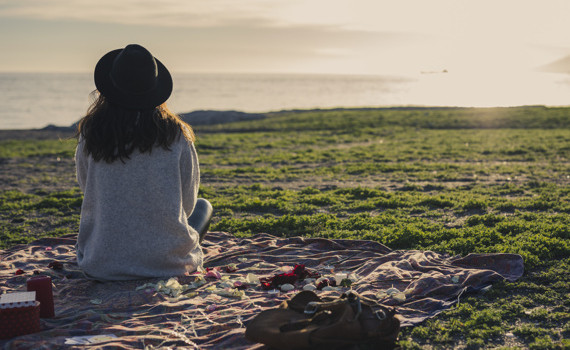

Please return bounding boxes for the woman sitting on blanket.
[75,44,212,281]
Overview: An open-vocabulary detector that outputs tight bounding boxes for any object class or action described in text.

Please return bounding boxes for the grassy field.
[1,106,569,349]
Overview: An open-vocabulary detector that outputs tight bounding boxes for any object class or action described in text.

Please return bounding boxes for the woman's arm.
[75,140,88,192]
[180,139,200,218]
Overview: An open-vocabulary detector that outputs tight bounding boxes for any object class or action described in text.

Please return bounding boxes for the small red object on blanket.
[0,301,40,339]
[259,264,320,290]
[48,261,64,270]
[27,276,55,318]
[224,265,238,273]
[316,277,337,290]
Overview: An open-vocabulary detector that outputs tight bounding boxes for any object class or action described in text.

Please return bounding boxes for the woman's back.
[75,134,201,280]
[75,44,204,280]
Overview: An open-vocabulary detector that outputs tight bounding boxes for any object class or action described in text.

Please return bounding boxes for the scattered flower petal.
[205,304,217,312]
[15,269,24,275]
[322,286,338,292]
[165,278,182,290]
[259,264,319,290]
[245,273,258,284]
[303,284,317,291]
[267,289,280,296]
[136,283,156,291]
[224,264,238,273]
[219,281,234,289]
[392,292,406,302]
[195,275,206,283]
[231,289,245,299]
[316,277,336,290]
[385,286,400,296]
[205,269,222,280]
[376,291,388,299]
[136,278,189,298]
[189,276,207,289]
[213,287,245,299]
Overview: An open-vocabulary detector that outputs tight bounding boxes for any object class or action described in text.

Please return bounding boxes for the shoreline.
[1,105,564,139]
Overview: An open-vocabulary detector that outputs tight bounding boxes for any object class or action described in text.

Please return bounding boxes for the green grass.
[0,189,82,248]
[1,106,569,349]
[0,138,76,158]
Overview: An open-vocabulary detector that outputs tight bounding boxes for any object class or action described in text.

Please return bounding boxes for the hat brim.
[94,48,173,110]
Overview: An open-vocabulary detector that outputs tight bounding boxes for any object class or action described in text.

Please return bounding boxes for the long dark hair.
[76,91,195,163]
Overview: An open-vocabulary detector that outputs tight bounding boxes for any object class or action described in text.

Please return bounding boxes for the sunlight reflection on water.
[0,72,568,129]
[402,71,570,107]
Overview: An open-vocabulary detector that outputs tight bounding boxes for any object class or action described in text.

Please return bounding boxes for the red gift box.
[0,301,41,339]
[27,276,55,318]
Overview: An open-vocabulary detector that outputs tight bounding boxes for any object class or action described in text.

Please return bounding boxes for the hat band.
[109,72,158,96]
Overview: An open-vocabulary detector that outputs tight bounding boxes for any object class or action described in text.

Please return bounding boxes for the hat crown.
[94,44,172,110]
[109,44,158,94]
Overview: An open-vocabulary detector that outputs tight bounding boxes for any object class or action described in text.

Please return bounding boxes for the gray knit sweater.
[75,135,202,280]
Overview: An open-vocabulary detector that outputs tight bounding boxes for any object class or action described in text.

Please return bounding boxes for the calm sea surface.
[1,72,569,130]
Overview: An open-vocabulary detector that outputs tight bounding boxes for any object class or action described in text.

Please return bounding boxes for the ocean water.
[0,71,569,130]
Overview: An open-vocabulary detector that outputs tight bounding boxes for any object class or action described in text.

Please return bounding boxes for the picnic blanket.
[1,231,524,349]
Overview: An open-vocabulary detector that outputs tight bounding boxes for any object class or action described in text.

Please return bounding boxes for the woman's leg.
[188,198,213,242]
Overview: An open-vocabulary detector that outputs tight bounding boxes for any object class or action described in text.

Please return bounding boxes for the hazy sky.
[1,0,569,75]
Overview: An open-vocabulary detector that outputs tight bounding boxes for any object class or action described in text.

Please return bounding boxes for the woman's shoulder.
[170,129,196,156]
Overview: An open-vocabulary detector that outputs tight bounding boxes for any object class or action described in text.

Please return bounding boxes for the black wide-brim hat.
[94,44,173,110]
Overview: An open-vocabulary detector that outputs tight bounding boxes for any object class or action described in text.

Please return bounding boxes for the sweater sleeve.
[181,139,200,218]
[75,139,88,193]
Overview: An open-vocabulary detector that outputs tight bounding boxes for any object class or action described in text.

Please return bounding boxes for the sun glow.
[0,0,568,78]
[402,71,570,107]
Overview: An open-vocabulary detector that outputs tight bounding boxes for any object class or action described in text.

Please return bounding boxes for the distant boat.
[420,69,449,74]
